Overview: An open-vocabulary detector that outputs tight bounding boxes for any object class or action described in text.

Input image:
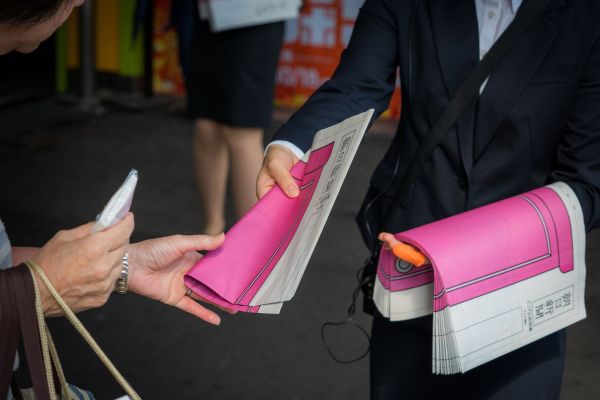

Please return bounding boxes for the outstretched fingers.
[175,296,221,325]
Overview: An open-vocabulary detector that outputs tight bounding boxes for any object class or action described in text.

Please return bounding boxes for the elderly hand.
[127,233,235,325]
[33,213,135,317]
[256,144,300,199]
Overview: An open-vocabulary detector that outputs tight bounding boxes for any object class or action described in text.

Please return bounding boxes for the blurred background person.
[187,1,285,235]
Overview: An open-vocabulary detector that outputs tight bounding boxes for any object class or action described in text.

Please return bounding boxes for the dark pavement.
[0,107,598,399]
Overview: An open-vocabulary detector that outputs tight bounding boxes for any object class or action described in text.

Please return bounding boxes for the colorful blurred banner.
[276,0,400,119]
[153,0,401,119]
[153,0,187,94]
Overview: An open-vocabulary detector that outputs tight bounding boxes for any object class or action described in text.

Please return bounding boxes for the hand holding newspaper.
[185,110,374,313]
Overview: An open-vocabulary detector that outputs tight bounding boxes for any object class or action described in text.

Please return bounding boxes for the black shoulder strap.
[389,0,553,212]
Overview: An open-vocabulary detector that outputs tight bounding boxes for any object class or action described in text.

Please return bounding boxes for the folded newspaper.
[201,0,302,32]
[374,182,587,374]
[185,110,374,313]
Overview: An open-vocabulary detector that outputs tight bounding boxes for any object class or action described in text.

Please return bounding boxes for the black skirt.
[187,18,285,131]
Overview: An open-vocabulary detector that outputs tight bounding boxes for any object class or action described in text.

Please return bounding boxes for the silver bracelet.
[115,252,129,294]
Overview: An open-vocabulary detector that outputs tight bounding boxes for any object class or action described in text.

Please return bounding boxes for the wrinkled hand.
[378,232,430,267]
[33,213,134,316]
[256,144,300,199]
[127,233,234,325]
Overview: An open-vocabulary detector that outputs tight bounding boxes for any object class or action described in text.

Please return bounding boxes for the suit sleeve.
[271,0,401,152]
[550,34,600,231]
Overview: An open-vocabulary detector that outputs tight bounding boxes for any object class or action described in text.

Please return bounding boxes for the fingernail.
[212,315,221,325]
[288,185,299,197]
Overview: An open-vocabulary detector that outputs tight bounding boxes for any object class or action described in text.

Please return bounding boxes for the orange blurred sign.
[275,0,400,119]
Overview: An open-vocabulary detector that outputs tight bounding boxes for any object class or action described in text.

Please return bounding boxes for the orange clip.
[392,242,427,267]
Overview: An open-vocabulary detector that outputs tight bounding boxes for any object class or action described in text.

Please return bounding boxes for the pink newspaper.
[185,110,374,314]
[374,182,587,373]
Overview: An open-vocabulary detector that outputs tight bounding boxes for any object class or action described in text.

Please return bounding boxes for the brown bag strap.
[11,264,52,400]
[2,260,142,400]
[26,260,142,400]
[0,269,21,397]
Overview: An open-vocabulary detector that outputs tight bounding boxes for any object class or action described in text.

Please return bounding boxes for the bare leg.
[193,119,228,235]
[222,125,264,218]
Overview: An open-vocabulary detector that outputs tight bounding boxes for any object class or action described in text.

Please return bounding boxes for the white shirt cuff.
[266,140,305,160]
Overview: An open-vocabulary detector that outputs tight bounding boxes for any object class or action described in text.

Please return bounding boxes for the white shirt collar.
[511,0,523,13]
[481,0,523,13]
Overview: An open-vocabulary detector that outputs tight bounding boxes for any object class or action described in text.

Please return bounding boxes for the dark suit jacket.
[272,0,600,249]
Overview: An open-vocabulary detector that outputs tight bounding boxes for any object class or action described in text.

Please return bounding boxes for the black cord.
[320,0,420,365]
[320,264,372,364]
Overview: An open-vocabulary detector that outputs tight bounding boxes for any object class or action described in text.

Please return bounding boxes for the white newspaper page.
[372,182,587,374]
[207,0,301,32]
[251,110,375,306]
[439,182,587,373]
